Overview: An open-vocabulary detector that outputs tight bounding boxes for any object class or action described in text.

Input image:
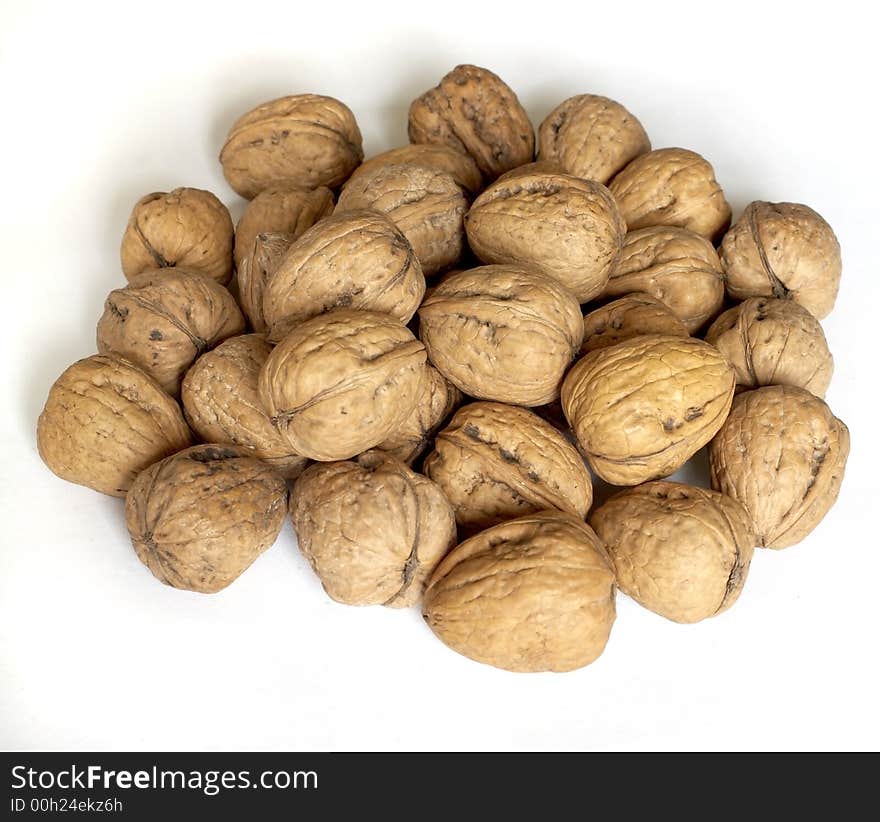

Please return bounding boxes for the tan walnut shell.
[465,171,625,302]
[562,334,735,485]
[237,231,293,334]
[181,335,309,480]
[423,510,616,673]
[219,94,363,198]
[258,309,426,461]
[424,402,593,533]
[591,482,754,624]
[263,209,425,342]
[705,297,833,397]
[720,201,842,320]
[96,267,245,396]
[608,148,731,241]
[336,163,466,276]
[120,188,234,285]
[603,226,725,332]
[581,293,689,355]
[290,451,456,608]
[37,355,192,497]
[708,385,849,549]
[125,445,288,593]
[418,265,584,406]
[537,94,651,184]
[408,64,534,182]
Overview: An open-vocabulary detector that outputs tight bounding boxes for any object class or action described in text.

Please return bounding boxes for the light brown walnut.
[581,293,689,355]
[236,232,293,334]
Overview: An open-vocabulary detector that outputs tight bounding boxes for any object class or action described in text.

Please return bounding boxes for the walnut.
[418,265,584,406]
[263,209,425,342]
[37,355,192,497]
[258,309,426,461]
[603,226,725,332]
[581,293,689,354]
[219,94,363,198]
[125,445,287,593]
[290,451,456,607]
[236,232,293,334]
[181,335,309,479]
[608,148,731,241]
[720,201,842,319]
[705,298,833,397]
[336,163,466,276]
[709,385,849,549]
[96,268,245,396]
[120,188,234,285]
[591,482,754,624]
[423,402,592,533]
[408,64,534,182]
[537,94,651,184]
[562,334,735,485]
[465,171,625,301]
[423,510,616,672]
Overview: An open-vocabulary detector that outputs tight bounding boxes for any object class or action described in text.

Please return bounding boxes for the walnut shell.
[424,402,592,533]
[37,355,192,497]
[263,209,425,342]
[423,510,616,673]
[708,386,849,549]
[219,94,363,198]
[720,201,842,319]
[603,226,725,332]
[290,451,456,608]
[581,293,689,354]
[181,335,309,479]
[335,163,466,276]
[562,334,735,485]
[125,445,287,593]
[705,298,833,397]
[96,267,245,396]
[537,94,651,184]
[408,64,534,182]
[236,231,293,333]
[120,188,234,285]
[591,482,754,624]
[418,265,584,406]
[258,309,426,461]
[494,160,564,183]
[233,185,334,268]
[465,171,625,301]
[608,148,731,241]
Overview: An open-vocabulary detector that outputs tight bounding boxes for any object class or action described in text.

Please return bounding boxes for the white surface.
[1,0,878,752]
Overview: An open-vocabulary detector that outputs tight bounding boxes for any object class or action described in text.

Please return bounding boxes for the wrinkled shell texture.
[408,64,534,182]
[538,94,651,184]
[709,385,849,549]
[720,201,842,320]
[96,268,245,395]
[181,334,309,479]
[346,144,483,196]
[290,452,456,608]
[466,171,625,302]
[424,510,616,673]
[591,482,754,624]
[418,265,584,406]
[125,445,288,593]
[37,355,192,497]
[263,209,425,342]
[120,188,234,284]
[604,226,725,332]
[220,94,363,198]
[336,163,466,276]
[705,298,833,397]
[581,292,689,354]
[258,309,426,461]
[562,334,735,485]
[236,232,293,334]
[424,402,592,533]
[609,148,731,241]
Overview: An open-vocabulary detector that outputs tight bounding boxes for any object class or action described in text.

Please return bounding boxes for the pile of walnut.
[37,65,849,673]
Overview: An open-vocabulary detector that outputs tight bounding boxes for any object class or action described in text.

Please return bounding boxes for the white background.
[1,0,878,752]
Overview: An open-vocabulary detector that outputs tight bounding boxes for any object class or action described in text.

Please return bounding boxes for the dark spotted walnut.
[580,293,689,355]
